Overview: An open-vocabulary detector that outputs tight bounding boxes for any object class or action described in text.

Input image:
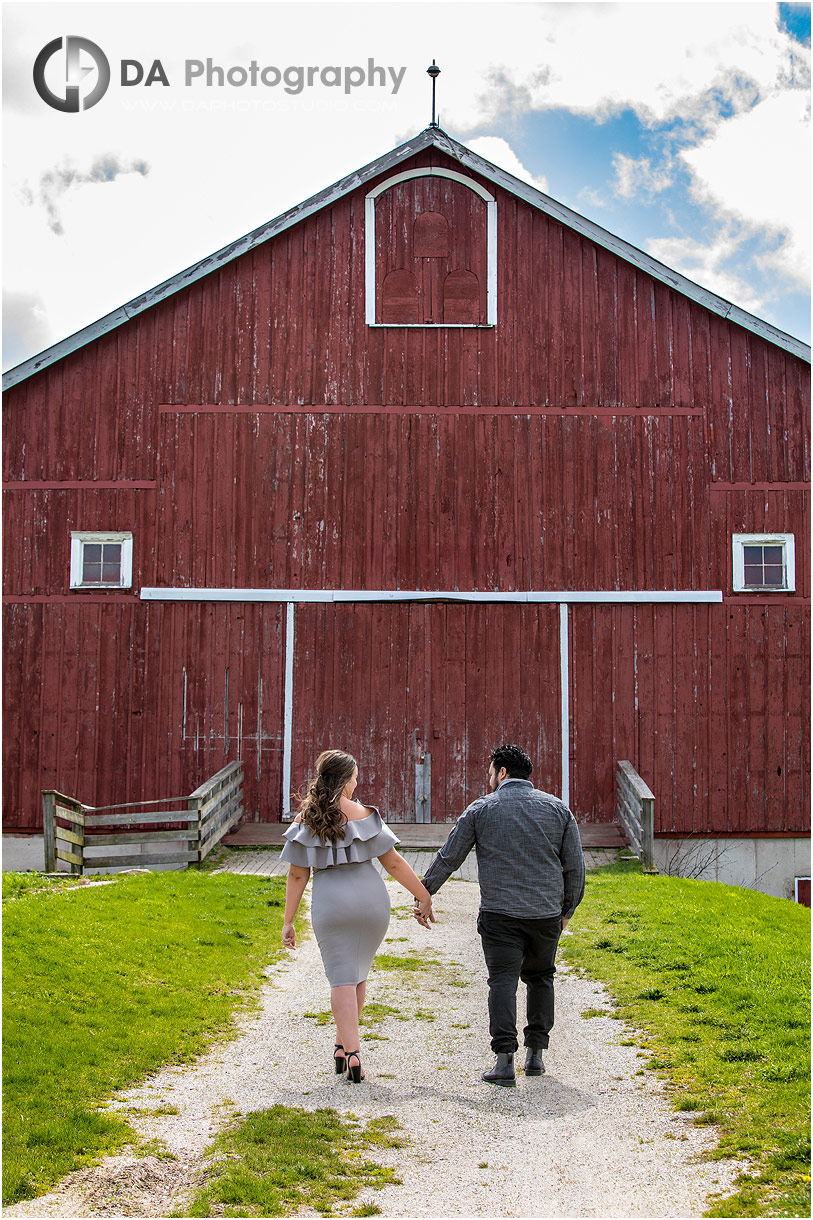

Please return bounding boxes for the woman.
[281,749,435,1082]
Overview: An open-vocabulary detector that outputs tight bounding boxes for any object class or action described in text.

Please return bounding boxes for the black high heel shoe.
[333,1043,346,1074]
[345,1050,363,1083]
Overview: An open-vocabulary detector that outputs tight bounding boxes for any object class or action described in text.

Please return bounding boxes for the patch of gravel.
[11,1155,207,1218]
[6,881,745,1218]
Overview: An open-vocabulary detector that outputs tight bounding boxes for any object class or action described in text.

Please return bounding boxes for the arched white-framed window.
[365,167,497,327]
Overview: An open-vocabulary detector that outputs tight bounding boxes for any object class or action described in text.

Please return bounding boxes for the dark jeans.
[477,910,562,1054]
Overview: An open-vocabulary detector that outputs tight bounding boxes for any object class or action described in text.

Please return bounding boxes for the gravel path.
[7,879,743,1218]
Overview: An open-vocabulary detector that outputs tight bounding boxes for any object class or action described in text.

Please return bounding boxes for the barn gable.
[2,126,810,899]
[3,125,809,392]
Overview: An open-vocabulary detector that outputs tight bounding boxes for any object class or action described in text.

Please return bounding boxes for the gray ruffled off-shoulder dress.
[280,809,399,987]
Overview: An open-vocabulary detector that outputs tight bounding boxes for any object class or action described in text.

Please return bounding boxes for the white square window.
[70,532,133,589]
[732,533,795,593]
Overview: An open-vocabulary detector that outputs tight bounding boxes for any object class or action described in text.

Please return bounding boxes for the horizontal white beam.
[140,588,723,604]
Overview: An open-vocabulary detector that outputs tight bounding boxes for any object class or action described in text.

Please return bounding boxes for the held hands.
[281,922,296,949]
[412,897,436,929]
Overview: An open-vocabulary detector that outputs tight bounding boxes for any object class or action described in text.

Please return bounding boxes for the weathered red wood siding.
[3,146,809,834]
[375,177,489,324]
[146,413,715,592]
[2,601,284,828]
[568,604,809,832]
[292,602,561,821]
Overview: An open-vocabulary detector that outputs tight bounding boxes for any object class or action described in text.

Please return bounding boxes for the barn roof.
[3,126,809,390]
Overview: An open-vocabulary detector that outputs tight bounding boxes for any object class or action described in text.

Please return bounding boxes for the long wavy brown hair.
[296,749,357,844]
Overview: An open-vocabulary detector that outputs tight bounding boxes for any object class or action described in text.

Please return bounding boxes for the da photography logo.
[33,38,406,111]
[34,36,110,112]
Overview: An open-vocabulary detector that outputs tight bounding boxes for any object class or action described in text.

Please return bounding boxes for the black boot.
[524,1048,545,1076]
[482,1052,516,1087]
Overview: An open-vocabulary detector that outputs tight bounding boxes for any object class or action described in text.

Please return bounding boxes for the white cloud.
[612,154,673,200]
[576,185,607,211]
[466,136,548,192]
[645,232,765,316]
[23,155,150,235]
[2,290,52,369]
[680,90,811,290]
[3,2,810,365]
[467,3,810,130]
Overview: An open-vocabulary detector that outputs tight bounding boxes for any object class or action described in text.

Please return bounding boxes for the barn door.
[291,601,561,823]
[291,602,422,818]
[415,603,562,820]
[162,602,286,822]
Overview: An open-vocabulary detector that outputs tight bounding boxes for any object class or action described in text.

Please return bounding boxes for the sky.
[3,0,811,373]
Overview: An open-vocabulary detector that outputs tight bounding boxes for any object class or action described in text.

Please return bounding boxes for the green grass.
[359,1002,406,1026]
[2,872,85,899]
[178,1106,403,1217]
[560,865,811,1218]
[2,870,289,1206]
[304,999,434,1031]
[373,952,441,971]
[303,1009,336,1026]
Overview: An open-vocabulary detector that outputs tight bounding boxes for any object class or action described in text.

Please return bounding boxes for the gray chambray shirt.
[421,778,586,920]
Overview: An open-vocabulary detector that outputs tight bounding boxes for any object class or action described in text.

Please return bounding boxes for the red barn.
[3,127,810,895]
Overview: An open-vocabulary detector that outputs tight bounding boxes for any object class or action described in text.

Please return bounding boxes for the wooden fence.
[42,762,244,875]
[616,760,656,872]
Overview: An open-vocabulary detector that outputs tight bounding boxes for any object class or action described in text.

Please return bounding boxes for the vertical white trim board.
[282,603,295,818]
[559,603,570,808]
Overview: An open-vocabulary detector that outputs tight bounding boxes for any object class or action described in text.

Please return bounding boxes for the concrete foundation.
[4,834,809,900]
[652,836,811,902]
[2,835,45,872]
[2,835,184,874]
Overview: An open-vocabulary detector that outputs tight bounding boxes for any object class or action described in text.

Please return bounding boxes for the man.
[417,744,585,1087]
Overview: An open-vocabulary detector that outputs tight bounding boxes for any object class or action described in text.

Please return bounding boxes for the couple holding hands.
[282,744,585,1087]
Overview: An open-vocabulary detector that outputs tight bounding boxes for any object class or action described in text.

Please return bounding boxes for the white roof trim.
[3,127,808,389]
